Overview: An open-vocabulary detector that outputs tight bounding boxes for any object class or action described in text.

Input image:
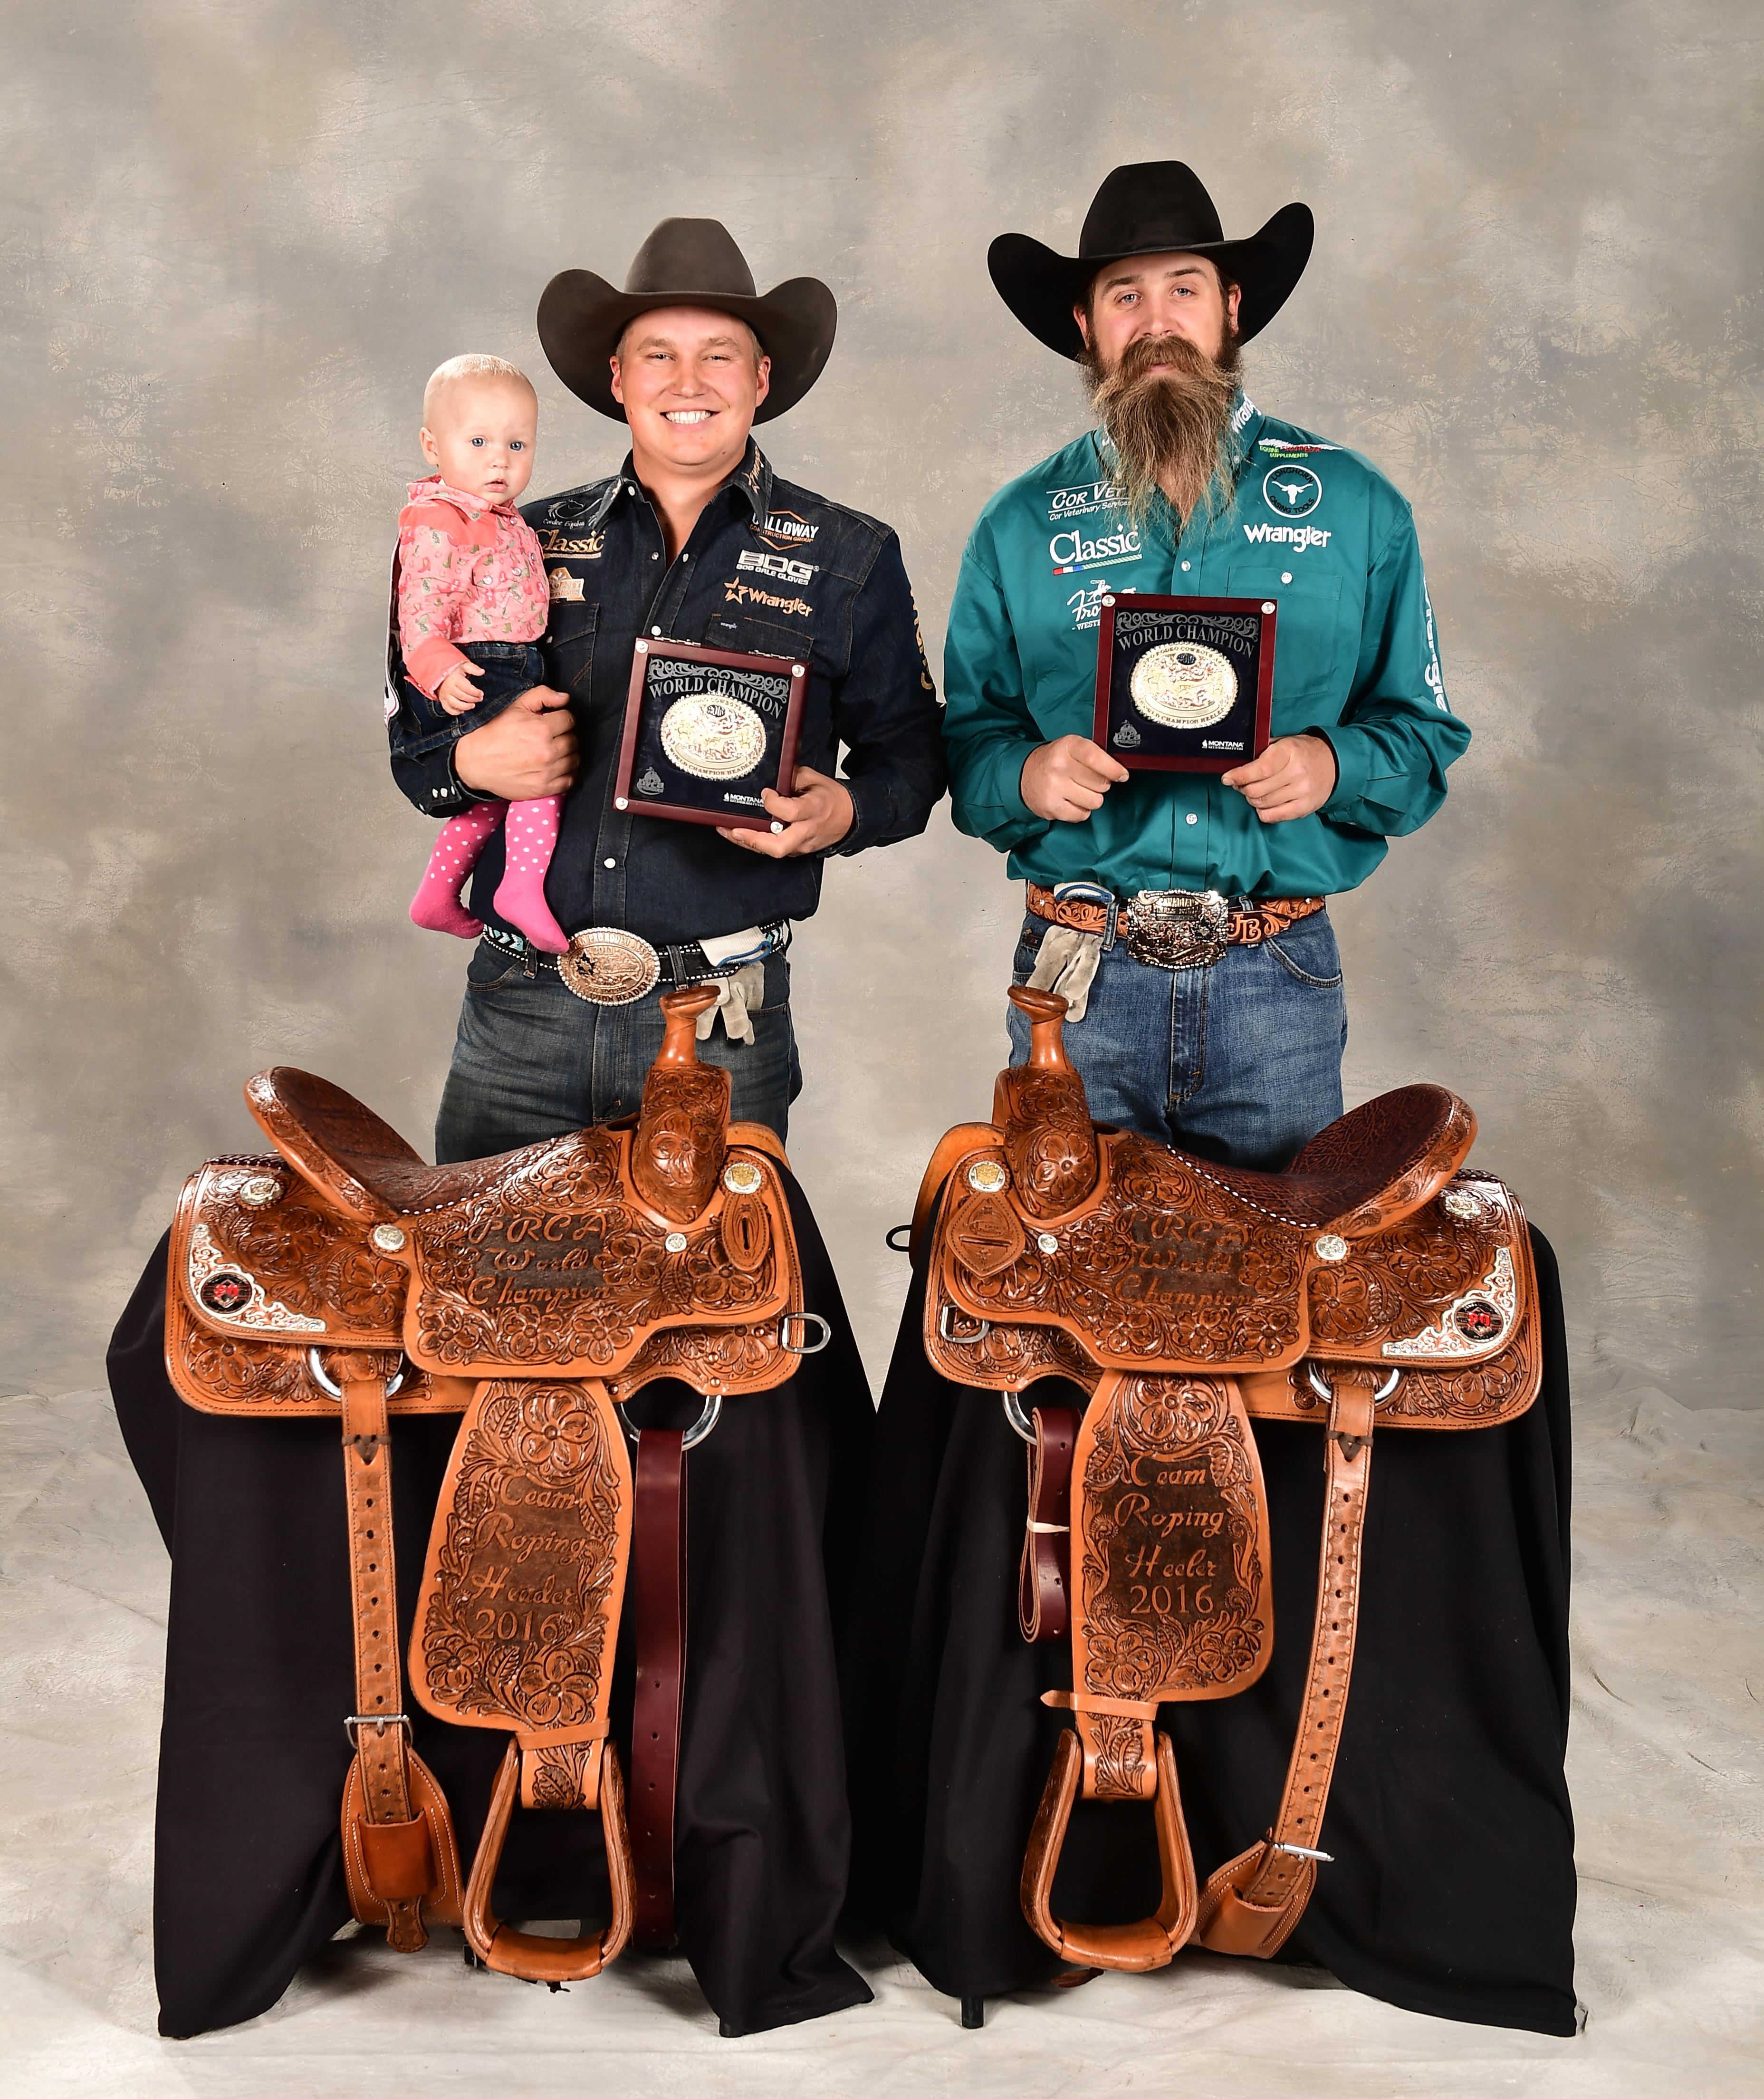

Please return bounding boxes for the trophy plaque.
[1092,594,1277,774]
[614,637,807,831]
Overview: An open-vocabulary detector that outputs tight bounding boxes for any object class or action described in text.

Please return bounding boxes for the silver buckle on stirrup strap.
[1122,888,1231,971]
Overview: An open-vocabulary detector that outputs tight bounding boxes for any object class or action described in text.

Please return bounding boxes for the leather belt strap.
[1018,1404,1078,1643]
[1195,1374,1376,1957]
[339,1370,432,1953]
[1026,883,1324,945]
[630,1427,688,1949]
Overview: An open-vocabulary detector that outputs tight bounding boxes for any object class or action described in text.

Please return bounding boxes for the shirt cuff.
[1313,724,1367,822]
[833,773,882,856]
[443,741,498,808]
[405,637,470,702]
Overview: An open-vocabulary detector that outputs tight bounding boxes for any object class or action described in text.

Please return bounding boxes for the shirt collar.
[602,438,774,525]
[405,474,518,522]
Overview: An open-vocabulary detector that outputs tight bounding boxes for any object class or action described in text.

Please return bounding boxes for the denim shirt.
[387,440,948,948]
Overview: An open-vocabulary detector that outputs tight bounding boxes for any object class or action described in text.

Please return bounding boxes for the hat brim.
[988,202,1314,357]
[537,270,837,424]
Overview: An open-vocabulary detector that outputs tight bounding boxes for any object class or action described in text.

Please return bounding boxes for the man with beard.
[943,162,1471,1169]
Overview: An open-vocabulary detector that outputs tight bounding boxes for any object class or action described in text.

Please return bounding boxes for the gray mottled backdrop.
[3,0,1758,1402]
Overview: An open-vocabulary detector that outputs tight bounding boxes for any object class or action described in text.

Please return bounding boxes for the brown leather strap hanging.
[336,1364,461,1949]
[630,1427,688,1948]
[1018,1404,1079,1644]
[1195,1374,1376,1956]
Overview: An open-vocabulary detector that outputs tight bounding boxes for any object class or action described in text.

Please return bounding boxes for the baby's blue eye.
[470,436,484,446]
[509,440,524,451]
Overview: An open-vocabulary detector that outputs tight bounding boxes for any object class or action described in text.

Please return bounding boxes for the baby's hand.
[436,662,486,715]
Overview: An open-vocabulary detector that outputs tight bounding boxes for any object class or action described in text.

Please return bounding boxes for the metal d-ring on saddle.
[163,983,819,1982]
[911,983,1542,1976]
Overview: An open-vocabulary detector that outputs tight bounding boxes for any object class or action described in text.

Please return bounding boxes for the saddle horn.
[632,984,731,1223]
[993,986,1101,1219]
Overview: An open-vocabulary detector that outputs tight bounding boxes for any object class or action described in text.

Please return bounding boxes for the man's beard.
[1077,328,1241,530]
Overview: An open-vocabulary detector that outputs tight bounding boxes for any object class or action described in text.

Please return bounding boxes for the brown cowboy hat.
[537,217,837,425]
[989,162,1313,358]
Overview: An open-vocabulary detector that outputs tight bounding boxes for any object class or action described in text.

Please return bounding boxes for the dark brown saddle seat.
[245,1068,524,1222]
[1171,1081,1476,1234]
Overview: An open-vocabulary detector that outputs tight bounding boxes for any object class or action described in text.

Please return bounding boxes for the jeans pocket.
[465,942,530,991]
[1264,918,1343,989]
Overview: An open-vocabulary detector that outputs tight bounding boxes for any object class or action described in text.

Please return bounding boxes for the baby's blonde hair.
[423,354,536,425]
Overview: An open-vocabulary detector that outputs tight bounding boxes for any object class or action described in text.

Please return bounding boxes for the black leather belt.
[479,921,787,988]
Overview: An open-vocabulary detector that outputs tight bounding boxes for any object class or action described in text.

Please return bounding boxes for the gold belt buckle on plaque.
[557,927,662,1005]
[1122,889,1231,971]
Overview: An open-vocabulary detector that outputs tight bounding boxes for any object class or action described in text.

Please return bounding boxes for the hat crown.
[1079,162,1224,260]
[623,217,758,300]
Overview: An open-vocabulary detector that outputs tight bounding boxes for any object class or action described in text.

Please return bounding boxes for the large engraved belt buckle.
[1122,888,1230,970]
[557,927,662,1005]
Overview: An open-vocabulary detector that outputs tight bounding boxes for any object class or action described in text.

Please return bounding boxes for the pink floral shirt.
[395,477,548,700]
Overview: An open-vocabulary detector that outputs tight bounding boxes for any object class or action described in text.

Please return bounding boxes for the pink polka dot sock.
[493,794,569,954]
[410,801,503,939]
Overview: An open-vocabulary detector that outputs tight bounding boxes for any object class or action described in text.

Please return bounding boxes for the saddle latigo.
[164,983,828,1983]
[912,983,1540,1975]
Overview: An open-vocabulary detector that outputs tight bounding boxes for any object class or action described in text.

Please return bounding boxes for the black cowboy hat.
[989,162,1313,358]
[537,217,836,425]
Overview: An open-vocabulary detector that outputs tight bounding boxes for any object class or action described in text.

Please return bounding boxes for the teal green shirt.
[942,399,1470,898]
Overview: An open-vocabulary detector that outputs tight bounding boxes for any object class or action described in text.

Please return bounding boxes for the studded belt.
[480,919,790,1006]
[1025,883,1325,972]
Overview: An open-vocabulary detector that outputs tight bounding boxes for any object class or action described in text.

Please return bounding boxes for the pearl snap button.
[1186,812,1198,825]
[604,857,616,868]
[1281,571,1293,583]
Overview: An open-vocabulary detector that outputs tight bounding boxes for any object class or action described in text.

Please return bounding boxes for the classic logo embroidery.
[737,548,815,585]
[1242,523,1332,549]
[536,528,606,557]
[1263,466,1322,517]
[1050,526,1142,576]
[1046,477,1127,522]
[548,566,585,602]
[753,509,819,551]
[722,579,813,619]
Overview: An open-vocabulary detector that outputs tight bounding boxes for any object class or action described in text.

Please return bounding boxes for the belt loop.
[1104,894,1121,952]
[521,939,537,980]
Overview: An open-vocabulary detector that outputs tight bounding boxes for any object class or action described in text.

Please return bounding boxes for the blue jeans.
[398,640,546,757]
[1007,907,1348,1172]
[434,941,801,1162]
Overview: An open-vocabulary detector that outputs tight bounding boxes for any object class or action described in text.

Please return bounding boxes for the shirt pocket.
[701,607,814,671]
[1225,563,1344,721]
[541,588,597,693]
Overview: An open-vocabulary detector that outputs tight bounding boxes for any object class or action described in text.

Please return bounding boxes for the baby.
[395,354,569,953]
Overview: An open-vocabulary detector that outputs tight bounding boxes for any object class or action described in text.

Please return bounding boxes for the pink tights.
[409,794,569,954]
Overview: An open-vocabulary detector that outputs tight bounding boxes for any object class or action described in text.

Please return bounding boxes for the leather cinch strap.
[631,1428,688,1949]
[1195,1376,1376,1956]
[1019,1404,1078,1644]
[337,1367,460,1948]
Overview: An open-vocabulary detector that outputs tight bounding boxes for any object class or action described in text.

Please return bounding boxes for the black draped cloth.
[107,1177,875,2041]
[841,1226,1577,2037]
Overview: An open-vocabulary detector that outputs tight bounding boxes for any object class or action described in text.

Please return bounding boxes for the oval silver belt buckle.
[557,927,662,1005]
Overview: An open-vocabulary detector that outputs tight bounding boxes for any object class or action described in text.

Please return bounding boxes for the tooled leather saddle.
[163,984,826,1982]
[912,985,1541,1974]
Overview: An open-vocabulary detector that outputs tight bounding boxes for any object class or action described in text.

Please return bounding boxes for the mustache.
[1081,329,1241,529]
